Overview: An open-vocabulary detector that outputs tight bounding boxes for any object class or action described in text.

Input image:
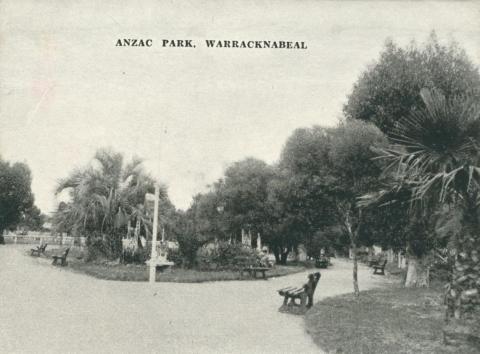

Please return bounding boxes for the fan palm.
[54,148,162,258]
[380,88,480,320]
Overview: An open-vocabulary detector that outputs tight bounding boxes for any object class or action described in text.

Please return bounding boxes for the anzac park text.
[115,38,307,49]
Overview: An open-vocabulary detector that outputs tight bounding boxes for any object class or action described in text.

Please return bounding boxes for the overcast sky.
[1,1,479,214]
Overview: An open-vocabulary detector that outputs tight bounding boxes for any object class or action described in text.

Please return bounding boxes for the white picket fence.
[3,232,86,247]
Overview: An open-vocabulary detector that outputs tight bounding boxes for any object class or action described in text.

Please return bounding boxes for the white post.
[257,233,262,250]
[149,184,160,283]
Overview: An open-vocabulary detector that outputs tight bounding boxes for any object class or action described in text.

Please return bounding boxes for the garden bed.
[69,262,305,282]
[305,285,479,354]
[38,247,306,282]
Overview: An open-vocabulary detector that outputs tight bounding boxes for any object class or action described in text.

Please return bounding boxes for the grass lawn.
[41,247,307,282]
[305,285,479,354]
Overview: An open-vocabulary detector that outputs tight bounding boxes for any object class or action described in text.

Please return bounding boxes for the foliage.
[84,235,110,261]
[344,33,480,135]
[207,241,261,269]
[53,148,174,259]
[325,120,388,295]
[122,248,150,264]
[68,256,305,282]
[268,127,336,263]
[376,88,480,320]
[217,158,276,239]
[306,227,346,258]
[16,205,46,232]
[166,248,184,267]
[0,158,35,243]
[180,157,280,263]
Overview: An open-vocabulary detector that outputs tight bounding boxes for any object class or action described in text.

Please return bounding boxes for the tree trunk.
[405,254,430,288]
[351,240,360,297]
[273,247,280,264]
[280,249,289,265]
[445,193,480,321]
[343,209,360,297]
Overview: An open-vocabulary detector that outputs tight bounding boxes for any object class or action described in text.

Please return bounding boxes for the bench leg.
[307,293,313,308]
[299,293,307,312]
[283,296,289,306]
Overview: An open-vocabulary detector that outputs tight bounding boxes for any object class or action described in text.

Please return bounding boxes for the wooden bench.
[315,256,329,268]
[240,266,270,279]
[52,248,70,266]
[31,243,48,256]
[373,259,387,275]
[278,272,321,314]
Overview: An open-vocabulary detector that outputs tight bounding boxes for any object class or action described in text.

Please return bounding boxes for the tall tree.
[216,158,275,243]
[270,126,336,263]
[54,148,173,258]
[378,88,480,321]
[326,120,388,296]
[16,205,46,232]
[0,158,34,243]
[344,33,480,134]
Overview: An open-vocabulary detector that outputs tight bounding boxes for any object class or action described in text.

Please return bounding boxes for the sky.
[1,0,479,214]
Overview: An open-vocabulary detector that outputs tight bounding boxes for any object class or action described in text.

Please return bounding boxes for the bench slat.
[278,286,296,293]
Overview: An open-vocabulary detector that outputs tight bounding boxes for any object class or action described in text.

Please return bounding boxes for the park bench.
[52,248,70,266]
[31,243,48,257]
[368,257,380,267]
[278,272,321,314]
[373,259,387,275]
[240,266,270,279]
[315,256,329,268]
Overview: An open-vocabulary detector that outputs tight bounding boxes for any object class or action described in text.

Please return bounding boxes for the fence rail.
[3,232,86,246]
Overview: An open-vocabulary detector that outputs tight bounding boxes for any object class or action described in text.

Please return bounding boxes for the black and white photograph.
[1,1,479,353]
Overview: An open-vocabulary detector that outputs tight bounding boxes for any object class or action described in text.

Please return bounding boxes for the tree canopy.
[0,158,35,242]
[53,148,175,258]
[344,33,480,135]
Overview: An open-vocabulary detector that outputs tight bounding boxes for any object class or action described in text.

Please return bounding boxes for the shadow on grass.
[305,286,479,354]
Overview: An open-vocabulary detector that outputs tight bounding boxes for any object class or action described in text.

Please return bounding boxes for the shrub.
[167,248,184,267]
[176,232,205,268]
[85,232,124,261]
[85,237,108,262]
[123,248,150,264]
[210,242,261,270]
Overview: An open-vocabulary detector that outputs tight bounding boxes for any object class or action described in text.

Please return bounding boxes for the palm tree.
[379,88,480,321]
[54,148,168,258]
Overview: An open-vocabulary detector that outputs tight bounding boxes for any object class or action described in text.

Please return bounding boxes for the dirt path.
[0,246,390,353]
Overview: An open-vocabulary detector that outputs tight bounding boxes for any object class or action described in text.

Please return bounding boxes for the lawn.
[305,285,479,354]
[41,247,307,282]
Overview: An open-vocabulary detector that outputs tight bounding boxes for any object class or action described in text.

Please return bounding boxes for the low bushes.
[168,241,261,270]
[122,248,150,264]
[209,242,261,269]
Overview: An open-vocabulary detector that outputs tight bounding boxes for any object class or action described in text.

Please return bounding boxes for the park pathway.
[0,246,390,353]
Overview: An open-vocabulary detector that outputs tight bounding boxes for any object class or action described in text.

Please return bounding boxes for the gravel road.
[0,245,389,353]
